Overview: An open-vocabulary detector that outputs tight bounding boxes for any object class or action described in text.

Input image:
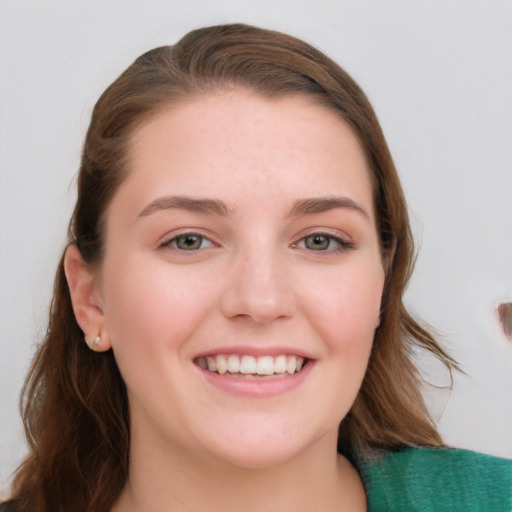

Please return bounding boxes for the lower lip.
[196,360,314,398]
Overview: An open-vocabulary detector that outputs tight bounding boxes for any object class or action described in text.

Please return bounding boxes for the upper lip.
[193,345,315,360]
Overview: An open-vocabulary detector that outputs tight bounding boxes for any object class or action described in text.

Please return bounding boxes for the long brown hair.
[8,23,455,511]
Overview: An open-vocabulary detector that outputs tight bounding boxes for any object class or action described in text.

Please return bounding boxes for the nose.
[220,249,298,324]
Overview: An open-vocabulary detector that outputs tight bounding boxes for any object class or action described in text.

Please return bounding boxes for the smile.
[195,354,307,377]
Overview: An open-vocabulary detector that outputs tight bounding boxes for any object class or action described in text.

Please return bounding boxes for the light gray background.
[1,0,511,493]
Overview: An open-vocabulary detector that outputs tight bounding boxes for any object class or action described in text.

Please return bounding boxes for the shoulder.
[359,446,512,512]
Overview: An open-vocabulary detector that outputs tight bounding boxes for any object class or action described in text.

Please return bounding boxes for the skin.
[65,90,385,511]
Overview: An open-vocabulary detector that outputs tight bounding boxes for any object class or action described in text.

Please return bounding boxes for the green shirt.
[359,447,512,512]
[1,447,510,511]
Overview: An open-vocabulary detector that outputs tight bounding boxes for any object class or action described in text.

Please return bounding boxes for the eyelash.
[158,232,217,251]
[292,232,354,253]
[158,231,354,253]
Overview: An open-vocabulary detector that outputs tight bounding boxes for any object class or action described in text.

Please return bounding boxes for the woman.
[2,23,510,512]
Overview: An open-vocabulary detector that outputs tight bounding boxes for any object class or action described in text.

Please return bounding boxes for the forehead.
[116,91,374,219]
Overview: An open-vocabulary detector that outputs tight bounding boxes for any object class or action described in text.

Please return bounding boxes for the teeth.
[196,354,306,376]
[257,356,274,375]
[286,355,297,375]
[206,357,217,372]
[217,355,227,375]
[240,355,256,374]
[274,355,287,374]
[227,355,239,373]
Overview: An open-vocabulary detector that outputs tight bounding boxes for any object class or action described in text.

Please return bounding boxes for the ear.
[382,238,397,276]
[377,240,396,329]
[64,244,111,352]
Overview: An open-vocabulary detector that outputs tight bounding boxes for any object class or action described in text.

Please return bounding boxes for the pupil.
[178,235,201,250]
[307,235,329,250]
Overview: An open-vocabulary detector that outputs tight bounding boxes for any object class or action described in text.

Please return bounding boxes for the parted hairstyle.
[8,23,455,512]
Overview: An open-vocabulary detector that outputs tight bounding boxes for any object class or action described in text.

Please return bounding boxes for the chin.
[197,416,336,471]
[212,443,308,471]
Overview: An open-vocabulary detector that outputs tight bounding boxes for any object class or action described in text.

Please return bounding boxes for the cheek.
[295,262,384,428]
[100,255,220,358]
[301,261,384,352]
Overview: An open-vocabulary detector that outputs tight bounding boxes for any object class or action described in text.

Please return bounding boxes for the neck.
[111,429,366,512]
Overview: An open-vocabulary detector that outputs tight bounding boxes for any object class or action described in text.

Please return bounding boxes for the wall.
[1,0,511,492]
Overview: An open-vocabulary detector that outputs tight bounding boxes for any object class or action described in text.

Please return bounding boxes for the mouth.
[194,354,309,379]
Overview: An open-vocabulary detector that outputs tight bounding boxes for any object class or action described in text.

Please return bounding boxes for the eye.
[295,232,353,252]
[159,233,216,251]
[304,234,331,251]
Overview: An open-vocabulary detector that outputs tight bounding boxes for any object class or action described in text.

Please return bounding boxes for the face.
[94,91,385,469]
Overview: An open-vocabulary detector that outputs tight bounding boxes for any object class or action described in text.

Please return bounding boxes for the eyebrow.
[137,195,231,218]
[289,196,370,219]
[136,194,369,220]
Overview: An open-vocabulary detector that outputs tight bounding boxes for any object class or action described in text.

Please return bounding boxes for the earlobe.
[64,244,111,352]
